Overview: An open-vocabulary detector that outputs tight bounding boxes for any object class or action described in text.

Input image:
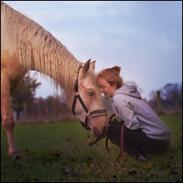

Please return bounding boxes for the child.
[97,66,170,160]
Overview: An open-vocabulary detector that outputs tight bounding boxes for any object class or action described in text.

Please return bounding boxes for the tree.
[148,83,182,114]
[11,73,41,120]
[161,83,182,112]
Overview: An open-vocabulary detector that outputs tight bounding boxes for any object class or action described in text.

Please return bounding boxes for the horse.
[1,2,108,158]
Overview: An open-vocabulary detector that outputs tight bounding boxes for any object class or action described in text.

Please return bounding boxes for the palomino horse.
[1,2,108,158]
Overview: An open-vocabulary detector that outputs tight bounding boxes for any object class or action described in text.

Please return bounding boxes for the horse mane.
[2,2,82,92]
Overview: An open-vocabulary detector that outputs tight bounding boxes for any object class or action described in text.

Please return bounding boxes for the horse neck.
[32,48,81,89]
[31,44,82,102]
[19,35,82,106]
[3,2,82,107]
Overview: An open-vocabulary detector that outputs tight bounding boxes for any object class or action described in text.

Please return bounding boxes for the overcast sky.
[4,1,182,99]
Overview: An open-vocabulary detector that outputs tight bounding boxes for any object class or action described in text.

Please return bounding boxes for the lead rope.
[119,123,125,160]
[105,114,126,160]
[105,114,115,153]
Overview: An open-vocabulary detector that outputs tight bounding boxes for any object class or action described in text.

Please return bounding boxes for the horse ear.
[90,60,96,71]
[83,59,91,73]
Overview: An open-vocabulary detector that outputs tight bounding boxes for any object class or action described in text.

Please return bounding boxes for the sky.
[4,1,182,99]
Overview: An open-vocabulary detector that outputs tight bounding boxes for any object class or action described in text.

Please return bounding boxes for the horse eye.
[87,90,94,96]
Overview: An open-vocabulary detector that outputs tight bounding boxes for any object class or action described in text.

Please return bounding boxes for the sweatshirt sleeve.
[113,96,140,130]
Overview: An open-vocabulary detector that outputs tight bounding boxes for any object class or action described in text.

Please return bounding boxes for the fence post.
[156,90,163,114]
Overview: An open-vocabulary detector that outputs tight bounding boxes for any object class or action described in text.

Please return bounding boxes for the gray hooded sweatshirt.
[112,81,170,140]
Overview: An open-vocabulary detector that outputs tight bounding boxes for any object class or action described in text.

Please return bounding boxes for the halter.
[88,113,126,160]
[72,65,107,131]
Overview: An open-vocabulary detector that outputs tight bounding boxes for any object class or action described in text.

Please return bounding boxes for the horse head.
[72,59,108,140]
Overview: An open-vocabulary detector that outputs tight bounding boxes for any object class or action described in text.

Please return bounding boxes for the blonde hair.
[97,66,123,89]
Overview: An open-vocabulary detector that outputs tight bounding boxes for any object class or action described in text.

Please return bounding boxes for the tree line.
[11,73,75,122]
[148,83,182,114]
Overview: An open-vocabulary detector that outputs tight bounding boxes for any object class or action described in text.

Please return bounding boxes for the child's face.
[97,78,117,97]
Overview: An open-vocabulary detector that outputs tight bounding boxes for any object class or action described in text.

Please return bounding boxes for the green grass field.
[1,114,182,182]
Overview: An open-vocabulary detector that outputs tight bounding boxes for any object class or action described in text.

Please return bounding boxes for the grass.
[1,113,182,182]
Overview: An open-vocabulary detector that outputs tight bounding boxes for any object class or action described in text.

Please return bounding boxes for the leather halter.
[72,65,107,131]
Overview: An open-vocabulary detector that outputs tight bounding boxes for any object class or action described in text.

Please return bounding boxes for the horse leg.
[1,69,19,158]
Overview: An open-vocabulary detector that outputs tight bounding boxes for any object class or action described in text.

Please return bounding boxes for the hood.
[114,81,141,99]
